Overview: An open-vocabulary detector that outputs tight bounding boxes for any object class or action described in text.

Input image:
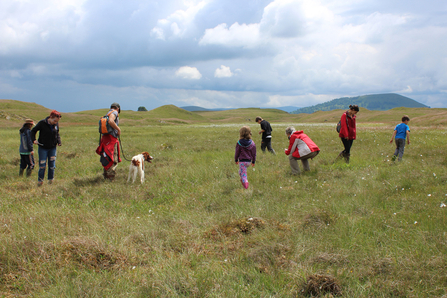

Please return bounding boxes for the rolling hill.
[291,93,428,114]
[2,99,447,127]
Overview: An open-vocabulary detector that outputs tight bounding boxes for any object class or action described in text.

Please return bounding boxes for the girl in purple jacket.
[235,126,256,189]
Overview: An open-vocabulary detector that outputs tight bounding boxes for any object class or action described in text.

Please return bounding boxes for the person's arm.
[56,124,62,146]
[339,113,348,139]
[31,122,40,144]
[108,112,121,136]
[390,130,397,143]
[235,144,240,163]
[26,130,34,152]
[251,145,256,166]
[258,121,266,135]
[285,136,295,155]
[406,130,410,144]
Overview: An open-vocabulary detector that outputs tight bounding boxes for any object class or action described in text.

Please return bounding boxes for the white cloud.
[175,66,202,79]
[151,0,208,39]
[214,65,233,78]
[199,22,261,48]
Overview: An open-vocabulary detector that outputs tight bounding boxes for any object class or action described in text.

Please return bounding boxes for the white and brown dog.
[127,152,153,184]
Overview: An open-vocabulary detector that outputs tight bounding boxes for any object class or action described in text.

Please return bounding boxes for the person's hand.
[33,140,38,144]
[117,128,121,136]
[407,140,410,145]
[235,162,239,165]
[31,151,34,155]
[389,139,393,144]
[251,163,255,167]
[258,131,261,135]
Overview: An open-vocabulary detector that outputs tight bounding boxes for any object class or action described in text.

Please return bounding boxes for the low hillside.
[2,100,447,128]
[194,108,293,123]
[0,99,99,127]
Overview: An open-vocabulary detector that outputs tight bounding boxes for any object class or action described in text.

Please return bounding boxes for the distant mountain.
[180,106,234,112]
[291,93,429,114]
[275,106,301,113]
[180,106,300,113]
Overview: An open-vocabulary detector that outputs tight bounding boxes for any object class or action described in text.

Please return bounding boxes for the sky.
[1,0,446,112]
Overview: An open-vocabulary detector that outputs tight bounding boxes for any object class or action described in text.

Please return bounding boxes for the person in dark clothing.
[336,105,359,163]
[255,116,276,155]
[235,126,256,189]
[31,110,62,186]
[19,119,35,177]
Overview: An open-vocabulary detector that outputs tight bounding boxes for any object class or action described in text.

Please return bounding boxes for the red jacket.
[339,111,356,140]
[96,134,121,170]
[285,130,320,158]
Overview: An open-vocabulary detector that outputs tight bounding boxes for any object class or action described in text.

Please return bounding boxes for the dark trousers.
[341,138,354,155]
[20,154,35,170]
[261,138,276,154]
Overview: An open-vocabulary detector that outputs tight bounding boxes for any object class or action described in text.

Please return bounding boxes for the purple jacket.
[235,139,256,164]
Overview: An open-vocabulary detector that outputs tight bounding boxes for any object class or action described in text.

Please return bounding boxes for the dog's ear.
[142,152,152,162]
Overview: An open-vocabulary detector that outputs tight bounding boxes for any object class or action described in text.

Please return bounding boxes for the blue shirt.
[394,123,410,139]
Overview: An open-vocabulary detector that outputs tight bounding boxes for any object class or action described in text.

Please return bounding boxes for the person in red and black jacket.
[284,126,319,175]
[337,105,359,163]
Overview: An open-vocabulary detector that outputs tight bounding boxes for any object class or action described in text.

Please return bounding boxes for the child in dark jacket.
[235,126,256,189]
[19,119,35,177]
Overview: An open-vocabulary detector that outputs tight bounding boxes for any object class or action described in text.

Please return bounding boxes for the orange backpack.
[99,111,114,134]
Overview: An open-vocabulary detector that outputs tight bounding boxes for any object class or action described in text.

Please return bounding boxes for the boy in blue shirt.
[390,115,410,162]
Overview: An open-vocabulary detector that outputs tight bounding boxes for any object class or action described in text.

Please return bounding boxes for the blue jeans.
[38,147,57,182]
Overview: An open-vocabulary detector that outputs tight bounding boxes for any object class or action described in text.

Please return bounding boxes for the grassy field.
[1,115,447,297]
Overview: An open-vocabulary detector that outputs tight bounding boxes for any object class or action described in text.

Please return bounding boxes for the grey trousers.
[394,138,406,161]
[289,151,319,175]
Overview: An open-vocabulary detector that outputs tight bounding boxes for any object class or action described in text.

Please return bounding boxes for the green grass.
[1,122,447,297]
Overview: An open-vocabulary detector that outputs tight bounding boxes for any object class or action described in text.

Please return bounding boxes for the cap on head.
[24,118,34,125]
[111,102,121,113]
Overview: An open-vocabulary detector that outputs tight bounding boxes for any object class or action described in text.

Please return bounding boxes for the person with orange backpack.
[96,103,121,180]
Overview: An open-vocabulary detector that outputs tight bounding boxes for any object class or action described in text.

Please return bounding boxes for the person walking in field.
[19,119,35,177]
[255,116,276,155]
[284,126,320,175]
[96,103,121,180]
[235,126,256,189]
[336,105,359,163]
[31,110,62,186]
[390,115,410,162]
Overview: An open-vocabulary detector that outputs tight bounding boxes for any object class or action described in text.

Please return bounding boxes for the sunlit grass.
[1,123,447,297]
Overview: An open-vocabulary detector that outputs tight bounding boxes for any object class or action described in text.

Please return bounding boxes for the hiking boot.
[391,155,397,162]
[37,181,43,187]
[19,168,25,176]
[344,153,350,164]
[334,151,344,163]
[48,179,53,185]
[26,168,33,177]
